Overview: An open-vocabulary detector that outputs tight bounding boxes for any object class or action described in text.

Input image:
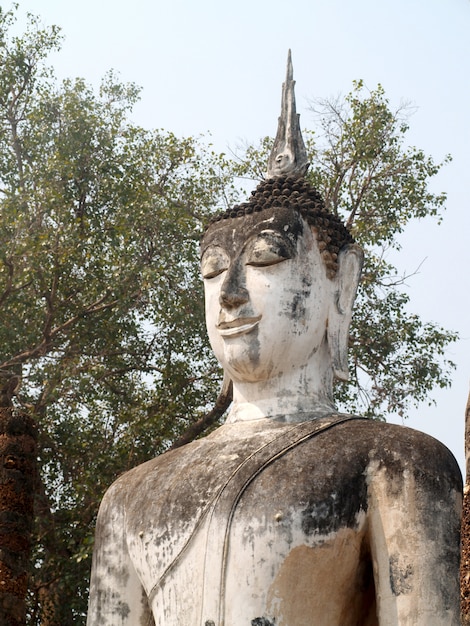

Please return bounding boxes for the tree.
[233,80,457,419]
[0,6,232,624]
[0,6,458,624]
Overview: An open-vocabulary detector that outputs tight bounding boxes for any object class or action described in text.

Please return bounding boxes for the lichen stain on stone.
[300,474,368,537]
[252,617,275,625]
[247,333,261,369]
[114,599,131,619]
[388,553,414,596]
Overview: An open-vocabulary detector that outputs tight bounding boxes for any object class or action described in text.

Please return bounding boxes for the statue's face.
[272,150,294,176]
[201,207,332,383]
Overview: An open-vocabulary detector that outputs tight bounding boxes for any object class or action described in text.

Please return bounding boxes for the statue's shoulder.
[98,420,299,512]
[100,436,211,507]
[332,417,462,488]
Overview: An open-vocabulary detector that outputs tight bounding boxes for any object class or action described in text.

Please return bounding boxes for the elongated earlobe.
[327,244,363,381]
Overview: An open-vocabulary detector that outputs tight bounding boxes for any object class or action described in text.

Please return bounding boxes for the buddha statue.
[87,52,462,626]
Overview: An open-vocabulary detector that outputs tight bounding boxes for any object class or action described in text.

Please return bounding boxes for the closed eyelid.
[201,246,230,279]
[244,231,295,266]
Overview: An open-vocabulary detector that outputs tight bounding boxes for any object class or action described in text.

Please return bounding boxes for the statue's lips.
[217,316,262,337]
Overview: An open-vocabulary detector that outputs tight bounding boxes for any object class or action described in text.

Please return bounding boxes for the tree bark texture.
[461,392,470,624]
[0,408,37,626]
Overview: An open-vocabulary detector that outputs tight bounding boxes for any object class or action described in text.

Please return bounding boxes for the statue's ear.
[327,244,363,381]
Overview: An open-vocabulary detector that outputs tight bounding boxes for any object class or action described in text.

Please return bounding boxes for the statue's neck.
[225,353,335,424]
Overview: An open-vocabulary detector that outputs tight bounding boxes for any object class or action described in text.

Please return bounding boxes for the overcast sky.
[12,0,470,473]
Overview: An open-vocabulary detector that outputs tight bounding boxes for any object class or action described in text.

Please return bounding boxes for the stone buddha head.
[201,176,363,384]
[200,53,363,420]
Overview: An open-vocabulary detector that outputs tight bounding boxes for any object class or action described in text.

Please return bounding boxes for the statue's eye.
[201,247,230,279]
[246,234,293,267]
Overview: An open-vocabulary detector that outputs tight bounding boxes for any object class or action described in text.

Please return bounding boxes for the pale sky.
[12,0,470,474]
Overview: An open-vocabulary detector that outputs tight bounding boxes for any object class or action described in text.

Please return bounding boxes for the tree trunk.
[461,392,470,624]
[170,377,233,450]
[0,407,37,626]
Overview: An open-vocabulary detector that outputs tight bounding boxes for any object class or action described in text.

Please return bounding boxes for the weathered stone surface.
[0,408,37,626]
[461,392,470,623]
[88,416,461,625]
[87,54,462,626]
[266,50,309,179]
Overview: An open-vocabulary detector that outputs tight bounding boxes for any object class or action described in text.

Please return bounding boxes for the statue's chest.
[125,420,370,625]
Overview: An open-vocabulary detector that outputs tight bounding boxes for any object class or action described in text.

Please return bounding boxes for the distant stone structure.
[0,375,37,626]
[461,392,470,624]
[87,52,462,626]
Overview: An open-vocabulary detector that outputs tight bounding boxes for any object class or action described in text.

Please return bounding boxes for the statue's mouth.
[217,316,261,337]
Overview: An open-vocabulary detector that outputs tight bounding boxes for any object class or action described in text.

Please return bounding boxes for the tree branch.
[170,378,232,449]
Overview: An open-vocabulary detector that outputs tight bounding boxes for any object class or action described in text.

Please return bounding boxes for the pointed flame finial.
[266,50,309,179]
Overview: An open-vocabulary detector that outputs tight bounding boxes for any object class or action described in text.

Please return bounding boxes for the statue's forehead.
[201,206,305,256]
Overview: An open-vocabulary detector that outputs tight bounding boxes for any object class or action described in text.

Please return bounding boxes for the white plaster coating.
[87,52,461,624]
[203,213,360,423]
[87,211,461,625]
[366,461,459,625]
[223,506,369,623]
[87,418,461,625]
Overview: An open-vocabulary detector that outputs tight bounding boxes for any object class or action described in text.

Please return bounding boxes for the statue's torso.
[114,417,460,626]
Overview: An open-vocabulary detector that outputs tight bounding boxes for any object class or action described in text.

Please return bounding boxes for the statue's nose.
[219,285,249,309]
[219,266,249,309]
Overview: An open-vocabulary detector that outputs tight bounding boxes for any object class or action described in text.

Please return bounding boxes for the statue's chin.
[213,333,315,385]
[211,331,271,383]
[215,345,275,384]
[222,359,274,384]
